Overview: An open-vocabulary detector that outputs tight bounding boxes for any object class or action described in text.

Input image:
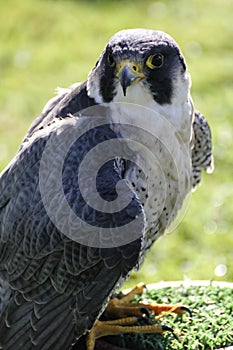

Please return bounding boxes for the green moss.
[106,284,233,349]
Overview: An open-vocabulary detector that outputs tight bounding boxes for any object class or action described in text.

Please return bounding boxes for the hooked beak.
[118,62,144,96]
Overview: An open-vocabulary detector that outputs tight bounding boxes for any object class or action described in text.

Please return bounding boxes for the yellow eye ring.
[146,53,164,69]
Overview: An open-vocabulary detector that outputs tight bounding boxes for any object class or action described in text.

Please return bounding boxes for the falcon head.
[87,28,191,106]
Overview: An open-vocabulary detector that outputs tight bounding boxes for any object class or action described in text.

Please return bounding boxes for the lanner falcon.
[0,29,213,350]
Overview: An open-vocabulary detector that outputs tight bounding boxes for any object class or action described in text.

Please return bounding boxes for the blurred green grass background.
[0,0,232,289]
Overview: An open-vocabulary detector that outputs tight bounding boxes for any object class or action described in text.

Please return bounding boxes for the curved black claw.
[114,292,124,300]
[140,307,151,319]
[162,325,174,333]
[180,306,192,317]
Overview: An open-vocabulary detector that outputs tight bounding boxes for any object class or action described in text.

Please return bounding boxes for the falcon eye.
[107,52,115,67]
[146,53,164,69]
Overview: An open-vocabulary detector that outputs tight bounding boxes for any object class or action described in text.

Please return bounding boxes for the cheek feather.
[86,68,104,104]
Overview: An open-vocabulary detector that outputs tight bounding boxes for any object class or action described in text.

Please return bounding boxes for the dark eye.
[146,53,164,69]
[107,52,115,67]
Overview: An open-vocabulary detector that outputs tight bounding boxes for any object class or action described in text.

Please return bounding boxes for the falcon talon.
[115,292,125,300]
[0,28,213,350]
[180,306,193,318]
[137,282,147,290]
[139,307,151,319]
[161,325,174,333]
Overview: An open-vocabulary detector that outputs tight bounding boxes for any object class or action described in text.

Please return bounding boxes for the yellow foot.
[142,302,192,319]
[85,282,191,350]
[104,283,148,319]
[86,317,172,350]
[104,282,192,320]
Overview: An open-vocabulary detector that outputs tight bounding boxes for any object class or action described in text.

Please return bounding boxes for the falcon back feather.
[0,28,213,349]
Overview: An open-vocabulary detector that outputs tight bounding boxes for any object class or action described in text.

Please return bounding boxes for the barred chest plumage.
[109,83,194,268]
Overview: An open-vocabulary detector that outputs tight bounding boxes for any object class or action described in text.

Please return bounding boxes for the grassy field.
[0,0,232,288]
[106,283,233,349]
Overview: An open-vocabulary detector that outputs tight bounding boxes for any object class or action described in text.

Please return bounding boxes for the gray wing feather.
[0,91,144,349]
